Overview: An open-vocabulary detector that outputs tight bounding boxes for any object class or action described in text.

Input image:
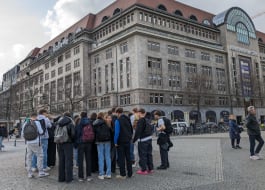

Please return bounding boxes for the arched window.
[174,10,183,16]
[113,8,121,16]
[236,22,249,44]
[158,4,167,11]
[101,16,109,22]
[190,15,198,21]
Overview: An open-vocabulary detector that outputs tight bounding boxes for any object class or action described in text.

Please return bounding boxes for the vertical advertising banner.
[238,57,252,97]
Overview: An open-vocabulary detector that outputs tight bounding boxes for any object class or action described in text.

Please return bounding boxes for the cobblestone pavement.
[1,132,265,190]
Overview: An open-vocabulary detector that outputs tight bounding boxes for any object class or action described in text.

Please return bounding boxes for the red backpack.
[82,124,95,142]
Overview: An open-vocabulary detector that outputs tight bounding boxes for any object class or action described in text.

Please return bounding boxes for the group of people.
[228,106,264,160]
[22,107,172,183]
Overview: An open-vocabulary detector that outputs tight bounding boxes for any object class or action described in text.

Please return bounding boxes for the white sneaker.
[250,155,260,160]
[43,167,51,172]
[98,175,104,180]
[38,172,49,178]
[31,168,38,172]
[78,178,84,182]
[132,163,137,168]
[28,173,34,178]
[87,177,93,182]
[104,175,111,179]
[255,154,263,160]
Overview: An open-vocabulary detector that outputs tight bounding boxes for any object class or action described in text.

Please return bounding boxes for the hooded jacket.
[75,117,91,144]
[58,116,75,143]
[93,118,111,143]
[246,114,261,136]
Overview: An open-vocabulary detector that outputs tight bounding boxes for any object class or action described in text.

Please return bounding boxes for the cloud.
[41,0,115,38]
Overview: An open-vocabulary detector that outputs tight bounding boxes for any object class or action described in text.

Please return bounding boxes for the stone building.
[1,0,265,124]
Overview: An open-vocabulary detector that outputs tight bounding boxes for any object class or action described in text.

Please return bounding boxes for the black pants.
[111,145,116,173]
[91,142,98,173]
[57,143,73,182]
[249,135,264,156]
[231,138,240,147]
[159,143,169,167]
[138,140,153,171]
[47,138,56,167]
[117,142,132,177]
[78,143,92,178]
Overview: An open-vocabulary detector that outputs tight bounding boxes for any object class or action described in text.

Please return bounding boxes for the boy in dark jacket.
[114,107,133,179]
[133,108,153,175]
[56,112,75,183]
[228,114,241,149]
[246,106,264,160]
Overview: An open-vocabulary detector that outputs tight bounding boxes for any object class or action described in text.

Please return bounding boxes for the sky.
[1,0,265,83]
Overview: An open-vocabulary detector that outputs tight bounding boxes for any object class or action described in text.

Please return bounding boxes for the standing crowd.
[21,107,173,182]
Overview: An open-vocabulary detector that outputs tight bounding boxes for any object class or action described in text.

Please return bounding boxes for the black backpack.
[23,120,38,141]
[162,117,173,135]
[144,118,153,136]
[38,119,46,135]
[97,123,111,142]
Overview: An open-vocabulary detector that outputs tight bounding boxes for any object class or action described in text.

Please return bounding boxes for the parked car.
[171,122,190,135]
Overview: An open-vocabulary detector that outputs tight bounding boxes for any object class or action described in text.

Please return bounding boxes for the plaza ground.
[1,132,265,190]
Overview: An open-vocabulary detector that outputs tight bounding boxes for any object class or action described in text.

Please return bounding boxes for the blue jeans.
[97,142,111,176]
[73,148,78,166]
[32,138,48,169]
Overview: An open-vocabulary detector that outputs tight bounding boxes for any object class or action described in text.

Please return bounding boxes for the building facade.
[1,0,265,124]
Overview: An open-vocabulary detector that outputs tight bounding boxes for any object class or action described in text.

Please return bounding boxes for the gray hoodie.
[37,114,52,139]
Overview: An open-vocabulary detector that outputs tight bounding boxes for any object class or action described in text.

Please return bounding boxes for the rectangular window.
[219,97,228,105]
[51,70,56,78]
[58,55,63,63]
[201,52,210,61]
[149,93,164,104]
[126,57,130,88]
[185,63,197,73]
[106,48,112,59]
[201,66,212,76]
[74,59,80,68]
[120,94,131,105]
[98,67,102,93]
[185,49,196,58]
[74,46,80,55]
[147,41,160,52]
[65,63,71,72]
[94,54,100,64]
[51,59,56,67]
[65,50,71,59]
[168,60,181,72]
[215,55,224,63]
[101,96,111,108]
[45,73,49,80]
[168,45,179,55]
[73,72,81,96]
[57,78,64,101]
[65,74,72,97]
[111,63,114,91]
[120,42,128,54]
[45,63,49,69]
[88,99,98,109]
[58,67,63,75]
[105,65,109,92]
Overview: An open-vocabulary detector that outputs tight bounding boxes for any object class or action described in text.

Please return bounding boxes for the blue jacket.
[75,117,90,144]
[229,119,240,139]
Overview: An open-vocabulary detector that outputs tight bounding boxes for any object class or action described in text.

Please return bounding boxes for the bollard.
[14,137,16,147]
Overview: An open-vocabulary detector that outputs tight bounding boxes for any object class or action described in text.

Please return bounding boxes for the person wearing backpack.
[55,112,75,183]
[133,108,154,175]
[75,111,94,182]
[32,109,52,172]
[114,107,133,179]
[22,113,49,178]
[154,110,170,170]
[93,112,112,179]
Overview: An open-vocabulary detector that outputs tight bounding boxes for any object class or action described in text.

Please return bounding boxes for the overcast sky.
[1,0,265,83]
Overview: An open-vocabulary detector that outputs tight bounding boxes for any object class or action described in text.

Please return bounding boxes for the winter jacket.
[93,119,111,143]
[114,114,133,145]
[58,116,75,143]
[75,117,91,144]
[133,118,152,143]
[0,126,7,137]
[229,119,240,139]
[37,114,52,139]
[246,114,261,136]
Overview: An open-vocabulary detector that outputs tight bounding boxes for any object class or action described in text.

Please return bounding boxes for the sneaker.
[28,173,34,178]
[31,168,38,172]
[236,145,242,149]
[78,178,84,182]
[87,178,93,182]
[38,172,49,178]
[136,170,148,175]
[232,146,237,149]
[116,175,126,179]
[43,167,51,172]
[255,154,263,159]
[104,175,111,179]
[250,155,260,160]
[98,175,104,180]
[157,165,167,170]
[132,163,137,168]
[74,165,78,169]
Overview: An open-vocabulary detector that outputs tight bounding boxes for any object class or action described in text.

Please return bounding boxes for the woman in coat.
[228,114,242,149]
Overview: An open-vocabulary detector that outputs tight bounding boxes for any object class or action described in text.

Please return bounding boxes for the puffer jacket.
[246,114,261,136]
[93,119,111,143]
[58,116,75,143]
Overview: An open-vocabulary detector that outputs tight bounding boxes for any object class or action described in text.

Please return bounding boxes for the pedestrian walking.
[133,108,154,175]
[246,106,264,160]
[55,112,75,183]
[76,112,94,182]
[22,113,49,178]
[0,124,8,151]
[228,114,242,149]
[114,107,133,179]
[93,112,112,179]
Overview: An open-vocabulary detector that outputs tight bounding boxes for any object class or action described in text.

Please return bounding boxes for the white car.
[171,122,189,135]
